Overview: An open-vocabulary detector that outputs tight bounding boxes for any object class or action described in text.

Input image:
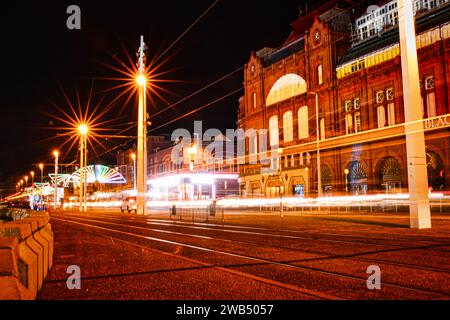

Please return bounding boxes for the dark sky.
[0,0,342,195]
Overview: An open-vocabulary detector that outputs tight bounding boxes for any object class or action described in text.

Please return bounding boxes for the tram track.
[64,212,450,275]
[51,213,450,299]
[84,211,450,253]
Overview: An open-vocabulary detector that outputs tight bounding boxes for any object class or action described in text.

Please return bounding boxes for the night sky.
[0,0,360,195]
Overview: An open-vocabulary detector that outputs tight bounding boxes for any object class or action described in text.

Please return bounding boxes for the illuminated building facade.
[147,136,239,201]
[117,135,239,201]
[238,0,450,197]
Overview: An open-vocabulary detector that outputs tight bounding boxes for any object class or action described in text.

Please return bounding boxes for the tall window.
[375,87,395,127]
[387,103,395,126]
[344,96,360,134]
[269,115,279,146]
[252,92,257,109]
[377,106,386,128]
[427,92,436,117]
[320,118,325,140]
[298,106,309,139]
[283,111,293,142]
[317,64,323,85]
[345,114,353,135]
[386,87,395,126]
[424,75,436,117]
[354,97,360,110]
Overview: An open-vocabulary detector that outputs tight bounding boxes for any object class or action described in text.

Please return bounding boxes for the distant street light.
[53,150,59,209]
[39,163,44,210]
[24,175,28,188]
[30,171,35,186]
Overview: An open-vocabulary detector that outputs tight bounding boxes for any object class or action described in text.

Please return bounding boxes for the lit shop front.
[147,173,239,201]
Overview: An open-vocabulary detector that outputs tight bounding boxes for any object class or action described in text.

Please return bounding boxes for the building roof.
[261,37,305,67]
[286,0,340,44]
[339,3,450,66]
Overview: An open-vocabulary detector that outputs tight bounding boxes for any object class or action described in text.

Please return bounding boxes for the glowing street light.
[24,175,28,188]
[136,74,147,87]
[78,124,88,136]
[189,144,197,155]
[53,150,59,209]
[30,171,35,186]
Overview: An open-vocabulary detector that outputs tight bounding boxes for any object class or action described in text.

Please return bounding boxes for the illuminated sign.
[424,114,450,130]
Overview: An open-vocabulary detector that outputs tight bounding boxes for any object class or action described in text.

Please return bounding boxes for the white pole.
[133,155,137,195]
[398,0,431,229]
[79,138,84,211]
[83,134,87,212]
[40,166,43,210]
[311,92,322,198]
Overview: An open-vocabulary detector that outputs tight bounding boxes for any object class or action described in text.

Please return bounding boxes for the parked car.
[120,197,137,213]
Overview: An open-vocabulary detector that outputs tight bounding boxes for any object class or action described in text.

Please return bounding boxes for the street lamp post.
[53,150,59,209]
[24,176,28,188]
[344,168,349,212]
[131,153,137,195]
[344,168,349,193]
[136,35,148,215]
[278,147,284,218]
[39,163,44,210]
[30,171,35,186]
[309,91,322,198]
[79,124,88,212]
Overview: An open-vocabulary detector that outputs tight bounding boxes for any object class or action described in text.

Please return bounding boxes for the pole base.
[410,200,432,229]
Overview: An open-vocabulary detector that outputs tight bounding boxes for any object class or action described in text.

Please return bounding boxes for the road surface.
[38,209,450,300]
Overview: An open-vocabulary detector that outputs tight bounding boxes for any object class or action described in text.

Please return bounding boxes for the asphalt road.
[37,209,450,300]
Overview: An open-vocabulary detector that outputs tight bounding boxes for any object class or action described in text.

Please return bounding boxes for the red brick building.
[238,0,450,197]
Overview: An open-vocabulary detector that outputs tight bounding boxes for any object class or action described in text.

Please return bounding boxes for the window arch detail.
[266,74,307,106]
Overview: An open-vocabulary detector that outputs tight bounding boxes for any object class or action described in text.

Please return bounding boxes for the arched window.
[283,111,293,142]
[266,74,307,106]
[269,115,279,146]
[298,106,309,139]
